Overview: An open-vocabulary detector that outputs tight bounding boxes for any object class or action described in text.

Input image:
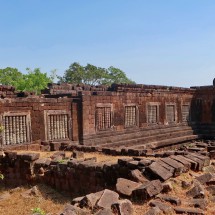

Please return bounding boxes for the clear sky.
[0,0,215,87]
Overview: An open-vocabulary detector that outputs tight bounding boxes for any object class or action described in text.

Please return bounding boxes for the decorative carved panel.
[148,105,158,123]
[125,106,137,127]
[44,110,70,141]
[166,105,175,122]
[96,107,112,130]
[2,113,31,145]
[182,105,190,122]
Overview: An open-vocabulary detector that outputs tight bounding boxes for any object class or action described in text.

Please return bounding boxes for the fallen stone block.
[96,189,119,209]
[138,159,152,167]
[162,182,173,193]
[80,191,103,209]
[71,196,85,206]
[111,199,133,215]
[127,161,139,170]
[189,153,210,167]
[174,207,204,215]
[149,200,174,214]
[130,169,149,184]
[157,194,181,206]
[116,178,141,197]
[160,157,185,175]
[146,162,173,181]
[186,183,205,198]
[196,173,213,185]
[170,155,191,170]
[184,155,204,171]
[132,180,163,201]
[180,156,198,171]
[72,151,84,159]
[156,160,175,176]
[184,199,207,210]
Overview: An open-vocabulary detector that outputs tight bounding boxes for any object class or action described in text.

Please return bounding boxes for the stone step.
[84,124,198,146]
[100,129,196,149]
[130,134,200,150]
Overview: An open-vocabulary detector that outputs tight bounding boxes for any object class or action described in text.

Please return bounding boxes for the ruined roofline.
[0,82,200,99]
[43,83,196,95]
[190,85,214,89]
[109,83,195,92]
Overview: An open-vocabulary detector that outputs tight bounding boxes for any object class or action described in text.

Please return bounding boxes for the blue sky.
[0,0,215,87]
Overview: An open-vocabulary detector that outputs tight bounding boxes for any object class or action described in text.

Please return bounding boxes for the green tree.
[103,66,134,85]
[60,62,134,85]
[16,68,53,94]
[59,62,85,84]
[0,67,23,87]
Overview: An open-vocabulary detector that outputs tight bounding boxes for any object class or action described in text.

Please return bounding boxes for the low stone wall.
[0,151,127,197]
[0,148,212,199]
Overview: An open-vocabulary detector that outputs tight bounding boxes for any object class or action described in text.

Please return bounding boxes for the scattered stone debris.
[21,186,40,198]
[72,150,85,159]
[186,182,205,199]
[1,139,215,214]
[174,207,204,215]
[68,189,133,215]
[132,180,163,202]
[149,200,174,214]
[116,178,141,197]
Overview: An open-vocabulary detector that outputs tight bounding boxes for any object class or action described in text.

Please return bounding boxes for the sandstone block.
[97,189,119,209]
[111,199,133,215]
[146,162,173,181]
[116,178,141,197]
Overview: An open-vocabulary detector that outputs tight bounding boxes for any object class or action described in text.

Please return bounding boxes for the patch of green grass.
[31,207,46,215]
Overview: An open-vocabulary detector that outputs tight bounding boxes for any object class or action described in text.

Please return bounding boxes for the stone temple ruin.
[1,81,215,214]
[0,81,215,151]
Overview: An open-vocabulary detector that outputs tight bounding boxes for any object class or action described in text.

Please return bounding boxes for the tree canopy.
[0,67,23,87]
[59,62,134,85]
[0,67,55,94]
[0,63,134,94]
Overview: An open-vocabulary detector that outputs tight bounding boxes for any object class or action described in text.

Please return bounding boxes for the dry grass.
[0,184,70,215]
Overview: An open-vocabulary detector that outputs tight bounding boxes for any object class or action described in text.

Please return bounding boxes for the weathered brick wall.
[81,87,195,143]
[0,96,78,145]
[1,83,215,146]
[193,86,215,124]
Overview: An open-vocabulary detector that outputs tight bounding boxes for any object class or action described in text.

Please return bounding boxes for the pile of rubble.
[1,147,215,214]
[59,170,215,215]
